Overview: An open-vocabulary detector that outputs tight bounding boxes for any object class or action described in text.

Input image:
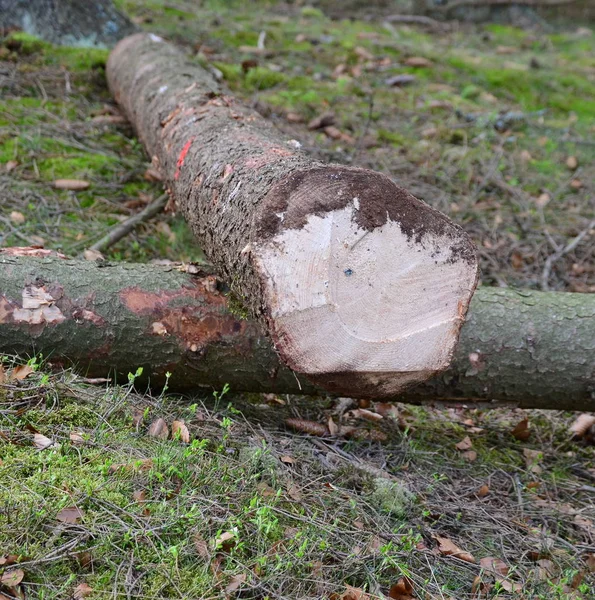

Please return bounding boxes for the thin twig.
[384,14,446,30]
[541,219,595,290]
[84,193,169,255]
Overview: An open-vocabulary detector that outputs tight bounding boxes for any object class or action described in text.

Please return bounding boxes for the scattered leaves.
[33,433,56,450]
[455,436,473,451]
[285,418,329,437]
[83,249,104,261]
[462,450,477,462]
[172,420,190,443]
[511,418,531,441]
[193,534,210,560]
[56,506,84,524]
[308,112,335,130]
[0,569,24,587]
[476,484,490,498]
[569,414,595,443]
[73,583,93,599]
[53,179,90,191]
[11,364,34,381]
[480,556,509,576]
[147,417,169,440]
[215,530,236,552]
[388,576,415,599]
[404,56,432,68]
[434,535,476,563]
[225,573,246,594]
[385,74,416,87]
[9,211,25,225]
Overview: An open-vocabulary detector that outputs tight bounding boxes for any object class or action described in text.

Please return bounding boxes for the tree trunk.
[1,250,593,410]
[0,0,137,47]
[106,33,479,397]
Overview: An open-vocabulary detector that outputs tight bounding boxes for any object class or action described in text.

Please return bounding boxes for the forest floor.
[0,1,594,599]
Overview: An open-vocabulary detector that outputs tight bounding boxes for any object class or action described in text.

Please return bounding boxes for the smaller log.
[1,250,594,410]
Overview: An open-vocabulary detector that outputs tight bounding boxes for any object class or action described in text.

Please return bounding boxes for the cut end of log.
[254,167,479,396]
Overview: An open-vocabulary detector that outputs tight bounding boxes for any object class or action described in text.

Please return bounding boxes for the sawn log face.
[107,33,479,395]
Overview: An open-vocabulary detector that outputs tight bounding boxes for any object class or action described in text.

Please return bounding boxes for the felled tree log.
[1,251,593,410]
[106,33,479,398]
[0,0,137,48]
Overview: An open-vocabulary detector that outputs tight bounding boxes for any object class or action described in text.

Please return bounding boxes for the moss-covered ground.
[1,2,594,598]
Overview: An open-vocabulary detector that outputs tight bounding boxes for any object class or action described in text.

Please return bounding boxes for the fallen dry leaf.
[476,484,490,498]
[279,455,295,465]
[511,418,531,441]
[328,416,339,435]
[215,530,236,552]
[462,450,477,462]
[354,46,374,61]
[73,582,93,599]
[69,431,85,444]
[0,365,6,384]
[566,156,578,170]
[536,192,550,208]
[569,414,595,439]
[147,417,169,440]
[285,418,329,437]
[57,506,84,524]
[109,458,153,474]
[340,585,369,600]
[256,481,275,497]
[53,179,90,191]
[434,535,476,563]
[9,211,25,225]
[404,56,432,68]
[0,568,24,587]
[11,364,34,381]
[455,436,473,451]
[496,45,517,54]
[307,111,335,130]
[585,553,595,572]
[0,556,19,567]
[385,74,416,87]
[480,556,509,576]
[132,490,146,502]
[351,408,383,422]
[225,573,246,594]
[172,420,190,443]
[83,249,104,261]
[34,433,56,450]
[498,578,523,593]
[5,160,19,172]
[388,576,415,599]
[287,483,302,502]
[193,533,210,559]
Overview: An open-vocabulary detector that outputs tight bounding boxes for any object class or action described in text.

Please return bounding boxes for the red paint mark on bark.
[174,139,194,180]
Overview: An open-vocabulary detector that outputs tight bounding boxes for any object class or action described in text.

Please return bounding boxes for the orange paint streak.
[174,138,194,180]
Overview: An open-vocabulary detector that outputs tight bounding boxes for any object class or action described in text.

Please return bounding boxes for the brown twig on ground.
[84,193,169,255]
[384,14,446,30]
[436,0,577,14]
[541,219,595,291]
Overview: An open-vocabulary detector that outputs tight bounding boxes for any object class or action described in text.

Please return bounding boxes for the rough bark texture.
[0,0,137,47]
[1,252,593,410]
[106,33,479,396]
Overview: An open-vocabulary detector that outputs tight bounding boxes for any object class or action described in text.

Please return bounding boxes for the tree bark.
[106,33,479,398]
[1,251,593,410]
[0,0,137,48]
